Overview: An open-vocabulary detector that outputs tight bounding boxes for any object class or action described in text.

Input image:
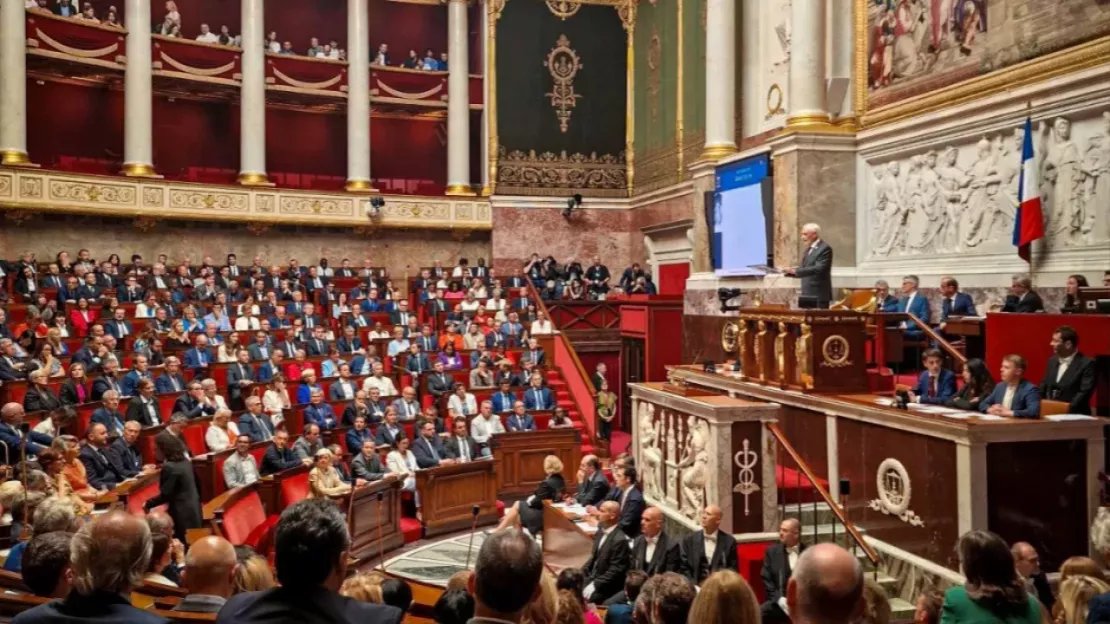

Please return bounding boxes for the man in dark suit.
[606,466,645,539]
[443,417,480,462]
[91,359,123,402]
[13,510,167,624]
[389,300,414,327]
[117,275,145,303]
[106,421,147,479]
[427,361,456,399]
[981,354,1041,419]
[0,402,53,456]
[375,410,404,447]
[79,423,125,491]
[506,402,536,432]
[1001,273,1045,313]
[603,507,683,606]
[174,382,217,420]
[351,437,387,481]
[404,344,431,377]
[581,500,631,604]
[90,391,127,438]
[937,276,976,332]
[896,275,931,338]
[784,223,832,308]
[1039,325,1097,415]
[520,338,546,367]
[682,504,739,586]
[238,397,275,442]
[261,430,308,475]
[104,309,133,340]
[574,455,611,506]
[225,349,256,411]
[760,518,805,622]
[247,331,272,362]
[908,349,957,405]
[122,355,153,398]
[0,338,31,380]
[173,535,238,614]
[155,357,187,393]
[216,499,404,624]
[412,420,451,469]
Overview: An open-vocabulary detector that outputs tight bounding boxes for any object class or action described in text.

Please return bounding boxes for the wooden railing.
[544,300,622,331]
[766,423,880,567]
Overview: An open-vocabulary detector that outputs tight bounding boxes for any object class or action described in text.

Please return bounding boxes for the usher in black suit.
[582,525,631,605]
[602,530,684,606]
[1039,352,1096,415]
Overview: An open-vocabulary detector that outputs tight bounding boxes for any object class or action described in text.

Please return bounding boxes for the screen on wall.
[707,153,774,277]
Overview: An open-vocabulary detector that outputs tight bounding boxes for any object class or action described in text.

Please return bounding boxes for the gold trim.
[345,179,378,193]
[624,0,636,198]
[497,147,628,197]
[545,35,583,133]
[237,172,272,186]
[1,150,33,167]
[698,143,738,162]
[479,184,492,197]
[487,0,507,195]
[271,67,344,91]
[28,11,127,35]
[120,163,158,177]
[444,184,477,196]
[375,79,444,100]
[784,111,832,128]
[158,51,236,77]
[546,0,582,19]
[35,28,119,58]
[675,0,684,183]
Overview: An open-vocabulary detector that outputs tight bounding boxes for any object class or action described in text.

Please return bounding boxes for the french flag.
[1012,116,1044,262]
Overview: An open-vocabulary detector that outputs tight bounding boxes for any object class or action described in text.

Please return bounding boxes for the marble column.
[238,0,269,185]
[479,4,490,195]
[785,0,830,129]
[121,0,156,176]
[700,0,737,161]
[345,0,374,192]
[829,0,854,124]
[444,0,473,196]
[0,0,31,165]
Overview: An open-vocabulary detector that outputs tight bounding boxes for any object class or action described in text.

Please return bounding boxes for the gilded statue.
[796,323,813,388]
[775,322,788,382]
[754,321,767,382]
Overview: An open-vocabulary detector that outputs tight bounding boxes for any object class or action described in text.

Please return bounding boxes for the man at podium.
[783,223,832,309]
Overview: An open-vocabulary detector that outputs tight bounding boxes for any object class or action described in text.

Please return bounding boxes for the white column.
[700,0,737,161]
[346,0,373,191]
[238,0,268,185]
[786,0,829,128]
[121,0,155,176]
[0,0,30,165]
[445,0,472,196]
[479,4,489,195]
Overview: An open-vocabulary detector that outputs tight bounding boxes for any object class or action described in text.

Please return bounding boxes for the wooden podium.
[723,308,869,393]
[490,429,582,500]
[344,476,405,562]
[416,460,499,537]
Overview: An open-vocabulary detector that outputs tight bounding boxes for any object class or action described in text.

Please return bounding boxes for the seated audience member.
[507,401,536,432]
[308,448,352,499]
[296,369,323,404]
[24,369,62,413]
[433,589,474,624]
[13,510,168,624]
[172,536,237,613]
[223,434,260,489]
[21,531,75,599]
[363,361,398,396]
[183,335,213,375]
[581,501,631,605]
[497,455,565,535]
[760,518,806,621]
[412,420,452,468]
[340,571,386,604]
[1061,274,1089,314]
[896,275,930,337]
[937,276,976,332]
[1057,575,1110,624]
[555,570,599,624]
[908,349,956,405]
[386,436,419,510]
[447,384,477,418]
[304,388,339,430]
[491,379,517,414]
[468,528,545,623]
[174,381,218,420]
[261,430,309,475]
[941,531,1042,624]
[405,343,432,377]
[1039,325,1096,415]
[155,356,187,393]
[205,408,239,452]
[329,364,358,401]
[913,590,943,624]
[79,422,124,491]
[523,375,554,410]
[859,578,892,624]
[145,532,178,586]
[686,569,760,624]
[469,359,495,389]
[782,543,865,624]
[3,496,78,573]
[381,579,414,615]
[470,401,506,456]
[1001,274,1045,313]
[1010,541,1054,610]
[293,424,323,460]
[549,406,574,429]
[573,455,611,506]
[216,499,403,623]
[239,396,275,442]
[346,414,374,452]
[521,337,546,367]
[945,358,995,412]
[376,408,405,446]
[605,570,647,624]
[980,355,1041,418]
[427,360,456,399]
[351,438,388,482]
[105,420,149,479]
[602,507,682,607]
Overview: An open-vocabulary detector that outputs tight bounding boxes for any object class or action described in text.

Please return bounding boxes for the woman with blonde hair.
[686,570,760,624]
[205,408,240,453]
[52,435,103,503]
[1058,556,1103,582]
[496,454,565,534]
[233,552,276,594]
[1055,575,1110,624]
[340,571,386,604]
[556,590,585,624]
[308,449,352,499]
[521,570,558,624]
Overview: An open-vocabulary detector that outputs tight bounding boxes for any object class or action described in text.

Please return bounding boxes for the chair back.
[1040,399,1069,416]
[280,470,311,507]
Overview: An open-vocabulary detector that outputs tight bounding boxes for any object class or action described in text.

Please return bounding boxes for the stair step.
[888,597,916,620]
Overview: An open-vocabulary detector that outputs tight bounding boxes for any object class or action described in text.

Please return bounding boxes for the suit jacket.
[351,451,387,481]
[427,372,455,397]
[980,380,1041,419]
[491,391,517,414]
[897,292,932,325]
[216,585,403,624]
[104,319,133,339]
[0,421,53,457]
[485,331,507,349]
[59,379,90,406]
[329,379,358,401]
[1086,592,1110,624]
[613,487,645,538]
[23,386,61,413]
[794,240,833,304]
[248,343,272,362]
[0,356,29,381]
[147,459,202,540]
[412,435,447,468]
[91,407,127,437]
[155,373,186,394]
[174,395,217,420]
[938,585,1041,624]
[683,529,740,585]
[443,435,480,461]
[576,471,611,506]
[304,403,338,430]
[1039,352,1096,415]
[582,526,631,604]
[630,531,684,576]
[405,353,432,375]
[523,387,554,410]
[239,412,275,442]
[375,424,404,447]
[12,590,168,624]
[183,347,214,370]
[1002,291,1045,314]
[506,413,535,432]
[91,375,123,402]
[79,444,124,491]
[226,362,256,402]
[760,542,805,604]
[126,396,163,427]
[106,437,143,479]
[261,444,301,475]
[912,369,957,405]
[122,370,151,397]
[521,348,546,367]
[940,292,976,321]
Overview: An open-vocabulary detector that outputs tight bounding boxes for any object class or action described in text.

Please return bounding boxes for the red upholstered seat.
[127,479,162,516]
[775,465,827,505]
[738,540,774,603]
[400,517,423,544]
[221,492,266,544]
[182,424,207,457]
[280,471,310,507]
[495,500,505,519]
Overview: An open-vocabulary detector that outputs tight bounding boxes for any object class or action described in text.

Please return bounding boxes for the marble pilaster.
[0,0,30,165]
[445,0,473,196]
[238,0,268,185]
[121,0,155,176]
[345,0,373,192]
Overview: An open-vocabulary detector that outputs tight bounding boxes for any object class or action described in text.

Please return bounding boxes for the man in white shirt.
[391,386,421,421]
[234,312,260,331]
[447,384,477,419]
[195,23,220,43]
[469,400,505,457]
[582,501,630,604]
[266,31,281,53]
[760,517,804,622]
[361,361,398,396]
[223,434,260,488]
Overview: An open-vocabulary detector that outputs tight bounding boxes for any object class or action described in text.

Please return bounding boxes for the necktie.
[427,438,439,461]
[929,377,937,398]
[460,438,469,462]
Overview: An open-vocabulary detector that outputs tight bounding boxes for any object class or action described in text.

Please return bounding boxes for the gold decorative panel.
[496,146,628,198]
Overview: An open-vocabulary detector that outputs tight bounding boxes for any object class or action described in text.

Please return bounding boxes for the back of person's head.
[381,578,413,613]
[340,571,386,603]
[10,491,46,530]
[274,498,349,589]
[633,574,660,624]
[856,578,891,624]
[148,532,173,574]
[1059,556,1103,582]
[1058,575,1110,624]
[686,570,759,624]
[624,569,648,604]
[445,569,472,593]
[556,567,585,602]
[233,554,276,594]
[913,589,943,624]
[555,589,586,624]
[433,588,475,624]
[182,536,237,598]
[471,528,543,617]
[22,531,74,597]
[1091,507,1110,561]
[789,543,865,624]
[521,570,557,624]
[650,572,695,624]
[70,509,152,595]
[31,496,78,535]
[957,530,1029,613]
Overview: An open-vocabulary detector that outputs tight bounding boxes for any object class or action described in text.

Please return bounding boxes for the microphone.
[464,504,480,569]
[18,423,30,541]
[377,489,386,572]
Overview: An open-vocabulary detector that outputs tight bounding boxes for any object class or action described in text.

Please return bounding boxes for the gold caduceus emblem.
[545,35,583,133]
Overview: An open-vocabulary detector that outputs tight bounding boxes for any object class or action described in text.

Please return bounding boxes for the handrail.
[874,312,966,366]
[765,422,880,566]
[28,9,128,34]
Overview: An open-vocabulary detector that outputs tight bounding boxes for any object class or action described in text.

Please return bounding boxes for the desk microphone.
[464,504,480,569]
[376,490,386,572]
[18,423,30,541]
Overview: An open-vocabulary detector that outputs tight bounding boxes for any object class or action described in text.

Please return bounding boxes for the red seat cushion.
[243,515,279,555]
[400,517,423,544]
[221,492,267,545]
[280,472,310,507]
[738,541,774,603]
[127,479,163,516]
[495,500,505,519]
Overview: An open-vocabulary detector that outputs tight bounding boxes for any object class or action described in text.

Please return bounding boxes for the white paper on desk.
[971,414,1005,421]
[557,503,588,516]
[576,522,599,534]
[1046,414,1097,421]
[874,398,895,406]
[937,412,973,419]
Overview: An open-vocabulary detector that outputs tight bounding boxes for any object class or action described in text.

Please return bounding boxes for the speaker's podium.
[416,459,499,537]
[723,307,869,393]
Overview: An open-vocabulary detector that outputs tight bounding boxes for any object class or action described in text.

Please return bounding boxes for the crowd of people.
[524,254,660,300]
[27,0,121,27]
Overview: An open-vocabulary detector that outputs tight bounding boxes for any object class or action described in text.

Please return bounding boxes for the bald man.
[761,517,806,622]
[786,543,864,624]
[680,504,738,585]
[1011,541,1053,609]
[173,536,238,613]
[604,506,684,606]
[582,500,631,605]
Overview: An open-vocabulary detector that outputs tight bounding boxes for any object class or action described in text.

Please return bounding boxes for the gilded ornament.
[647,32,662,121]
[795,323,812,388]
[132,217,158,232]
[497,147,627,197]
[545,0,581,19]
[754,321,767,382]
[544,35,583,134]
[766,83,785,119]
[775,322,787,381]
[821,334,852,368]
[4,209,36,226]
[244,222,271,236]
[732,439,760,516]
[721,321,739,354]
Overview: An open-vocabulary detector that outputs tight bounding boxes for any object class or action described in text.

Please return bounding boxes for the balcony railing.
[26,10,125,68]
[153,35,241,84]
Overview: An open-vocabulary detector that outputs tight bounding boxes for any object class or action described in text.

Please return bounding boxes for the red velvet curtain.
[153,96,239,182]
[370,117,446,193]
[265,0,347,51]
[27,80,123,172]
[265,109,346,189]
[368,0,447,61]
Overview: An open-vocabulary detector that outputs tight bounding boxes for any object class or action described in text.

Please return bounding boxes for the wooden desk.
[943,316,985,360]
[540,501,594,574]
[490,429,581,500]
[115,470,162,515]
[415,460,499,537]
[343,475,405,562]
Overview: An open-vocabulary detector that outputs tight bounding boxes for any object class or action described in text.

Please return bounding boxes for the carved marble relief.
[864,110,1110,259]
[634,401,712,521]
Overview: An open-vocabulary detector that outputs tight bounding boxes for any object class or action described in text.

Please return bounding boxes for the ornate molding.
[545,35,583,134]
[0,170,492,230]
[496,146,628,198]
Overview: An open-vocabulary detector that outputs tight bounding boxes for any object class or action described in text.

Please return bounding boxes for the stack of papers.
[1045,414,1096,422]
